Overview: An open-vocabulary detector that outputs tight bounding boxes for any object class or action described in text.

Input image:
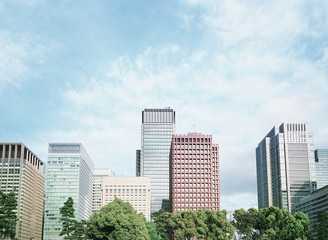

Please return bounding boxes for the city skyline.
[1,0,328,211]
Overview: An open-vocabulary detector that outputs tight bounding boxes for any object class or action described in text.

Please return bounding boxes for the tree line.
[1,191,328,239]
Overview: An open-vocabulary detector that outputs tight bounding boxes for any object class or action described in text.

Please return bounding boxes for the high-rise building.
[138,108,176,213]
[93,168,114,213]
[136,150,141,176]
[101,176,151,221]
[256,123,316,212]
[314,149,328,190]
[0,143,45,240]
[169,133,220,212]
[43,143,94,240]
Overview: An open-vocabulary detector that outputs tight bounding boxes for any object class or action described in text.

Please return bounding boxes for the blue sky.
[1,0,328,211]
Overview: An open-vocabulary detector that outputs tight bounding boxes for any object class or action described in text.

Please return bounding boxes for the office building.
[93,168,114,213]
[138,108,176,213]
[293,185,328,239]
[256,123,316,212]
[0,143,45,240]
[136,150,141,176]
[169,133,220,212]
[314,149,328,190]
[43,143,94,240]
[101,176,151,221]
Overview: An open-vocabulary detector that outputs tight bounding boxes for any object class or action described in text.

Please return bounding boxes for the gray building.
[314,149,328,190]
[256,123,316,212]
[43,143,94,240]
[293,185,328,239]
[138,108,176,213]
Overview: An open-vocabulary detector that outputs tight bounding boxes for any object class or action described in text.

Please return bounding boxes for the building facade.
[93,168,114,213]
[256,123,316,212]
[314,149,328,190]
[43,143,94,240]
[138,108,176,213]
[169,133,220,212]
[293,185,328,239]
[0,143,45,240]
[101,177,151,221]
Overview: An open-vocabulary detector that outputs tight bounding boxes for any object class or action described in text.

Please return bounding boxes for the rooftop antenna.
[194,124,196,132]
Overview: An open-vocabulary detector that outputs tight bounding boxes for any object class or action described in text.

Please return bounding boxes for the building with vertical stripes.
[138,108,176,213]
[256,123,316,212]
[0,143,45,240]
[314,149,328,190]
[169,133,220,212]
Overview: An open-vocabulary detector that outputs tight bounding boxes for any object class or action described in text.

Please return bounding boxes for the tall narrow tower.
[256,123,316,212]
[138,108,176,213]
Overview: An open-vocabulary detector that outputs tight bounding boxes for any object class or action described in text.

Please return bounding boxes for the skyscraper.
[43,143,94,240]
[314,149,328,190]
[92,168,114,213]
[256,123,316,212]
[169,133,220,212]
[0,143,45,240]
[138,108,176,213]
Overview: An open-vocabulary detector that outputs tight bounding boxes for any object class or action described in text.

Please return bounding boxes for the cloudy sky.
[1,0,328,211]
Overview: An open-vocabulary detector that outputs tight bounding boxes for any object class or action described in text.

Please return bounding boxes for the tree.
[85,198,150,240]
[59,197,78,239]
[152,209,173,240]
[140,214,159,240]
[232,208,260,240]
[0,191,18,239]
[314,210,328,240]
[233,207,311,240]
[201,209,235,240]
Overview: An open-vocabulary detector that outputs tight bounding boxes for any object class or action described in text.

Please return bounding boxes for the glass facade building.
[43,143,94,240]
[256,123,316,212]
[314,149,328,190]
[0,143,45,240]
[138,108,176,213]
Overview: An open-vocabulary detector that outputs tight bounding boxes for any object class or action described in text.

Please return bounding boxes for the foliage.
[153,208,235,240]
[140,214,159,240]
[314,210,328,240]
[85,198,150,240]
[59,197,86,240]
[233,206,311,240]
[0,191,18,239]
[60,197,78,239]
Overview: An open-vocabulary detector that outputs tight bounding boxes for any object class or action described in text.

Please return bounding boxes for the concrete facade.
[101,176,151,221]
[0,143,45,240]
[92,168,114,213]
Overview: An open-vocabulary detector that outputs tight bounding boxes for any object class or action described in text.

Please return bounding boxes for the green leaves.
[0,191,18,240]
[233,207,311,240]
[152,209,235,240]
[59,197,86,240]
[85,198,150,240]
[314,210,328,240]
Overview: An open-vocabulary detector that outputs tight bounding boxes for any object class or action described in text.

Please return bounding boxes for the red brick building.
[169,133,220,212]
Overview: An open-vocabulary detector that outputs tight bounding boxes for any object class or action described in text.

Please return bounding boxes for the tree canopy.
[233,206,311,240]
[0,191,18,239]
[314,210,328,240]
[85,198,150,240]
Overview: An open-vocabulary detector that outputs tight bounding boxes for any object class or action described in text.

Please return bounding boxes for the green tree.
[232,208,260,240]
[314,210,328,240]
[152,209,173,240]
[59,197,78,239]
[202,209,235,240]
[171,210,201,240]
[0,191,18,239]
[85,198,150,240]
[140,214,159,240]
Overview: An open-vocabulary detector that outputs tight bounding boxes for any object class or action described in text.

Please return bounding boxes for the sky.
[1,0,328,211]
